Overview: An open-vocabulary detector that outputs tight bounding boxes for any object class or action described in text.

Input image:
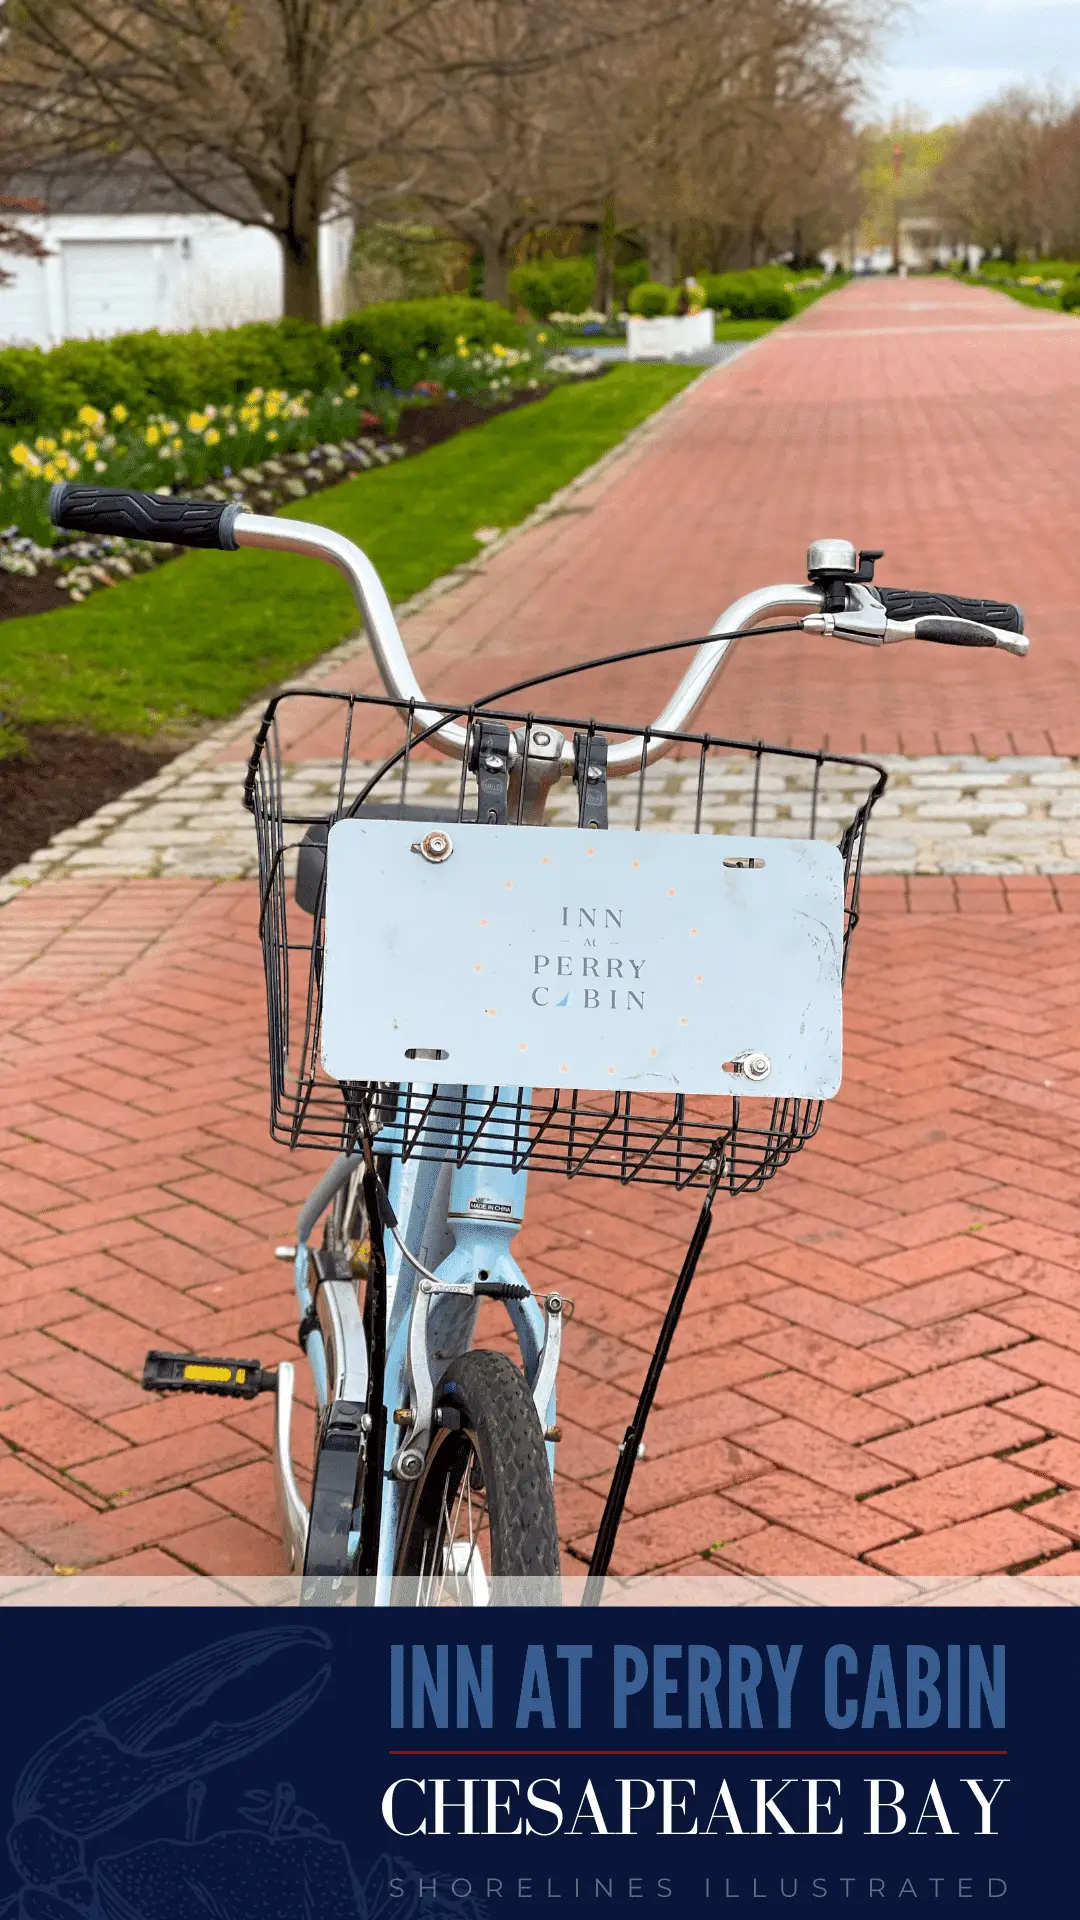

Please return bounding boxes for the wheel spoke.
[414,1440,492,1606]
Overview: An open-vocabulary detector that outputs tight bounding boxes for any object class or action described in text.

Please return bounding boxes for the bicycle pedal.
[142,1349,278,1399]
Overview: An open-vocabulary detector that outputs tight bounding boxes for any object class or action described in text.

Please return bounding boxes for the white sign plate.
[321,820,844,1098]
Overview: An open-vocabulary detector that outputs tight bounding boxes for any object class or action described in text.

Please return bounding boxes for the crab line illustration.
[2,1625,481,1920]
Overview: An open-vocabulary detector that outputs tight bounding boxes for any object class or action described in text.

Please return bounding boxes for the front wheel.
[395,1350,560,1605]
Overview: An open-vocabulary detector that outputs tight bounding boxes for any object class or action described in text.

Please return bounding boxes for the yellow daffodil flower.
[187,411,209,433]
[204,427,221,446]
[111,403,128,423]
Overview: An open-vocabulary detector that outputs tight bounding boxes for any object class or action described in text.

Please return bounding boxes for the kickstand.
[583,1168,721,1606]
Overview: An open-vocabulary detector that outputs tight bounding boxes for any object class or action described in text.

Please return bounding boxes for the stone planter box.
[626,309,715,360]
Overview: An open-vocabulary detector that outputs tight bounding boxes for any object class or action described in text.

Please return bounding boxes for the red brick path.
[267,275,1080,760]
[4,278,1080,1582]
[3,876,1080,1579]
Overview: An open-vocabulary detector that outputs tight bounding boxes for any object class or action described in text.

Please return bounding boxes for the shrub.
[510,254,595,319]
[0,347,83,428]
[627,281,675,318]
[614,259,649,297]
[0,297,526,431]
[699,272,794,320]
[1060,277,1080,311]
[0,318,342,428]
[328,297,524,388]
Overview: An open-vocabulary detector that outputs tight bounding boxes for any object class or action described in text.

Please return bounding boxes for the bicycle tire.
[395,1349,560,1604]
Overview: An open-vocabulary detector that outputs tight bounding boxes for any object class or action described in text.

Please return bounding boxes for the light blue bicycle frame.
[245,514,874,1586]
[281,1081,556,1593]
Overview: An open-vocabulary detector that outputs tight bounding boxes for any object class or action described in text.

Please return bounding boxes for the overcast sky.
[869,0,1080,123]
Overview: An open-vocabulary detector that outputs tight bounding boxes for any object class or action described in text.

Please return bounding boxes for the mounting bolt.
[546,1294,563,1315]
[483,753,505,772]
[532,730,551,748]
[414,830,453,864]
[398,1449,424,1479]
[740,1051,772,1081]
[393,1407,411,1426]
[544,1425,563,1443]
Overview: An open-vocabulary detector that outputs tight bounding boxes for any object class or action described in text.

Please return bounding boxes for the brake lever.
[801,606,1029,656]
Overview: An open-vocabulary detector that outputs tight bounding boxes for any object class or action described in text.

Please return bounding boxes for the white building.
[0,171,353,347]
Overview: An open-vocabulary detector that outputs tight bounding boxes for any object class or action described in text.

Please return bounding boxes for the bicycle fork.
[272,1093,565,1585]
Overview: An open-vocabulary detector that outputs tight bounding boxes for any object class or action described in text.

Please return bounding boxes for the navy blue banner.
[0,1606,1071,1917]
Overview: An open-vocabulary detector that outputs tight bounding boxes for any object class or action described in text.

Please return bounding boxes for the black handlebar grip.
[911,616,997,648]
[49,482,243,550]
[872,586,1023,634]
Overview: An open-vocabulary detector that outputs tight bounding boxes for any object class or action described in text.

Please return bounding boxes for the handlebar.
[871,586,1023,634]
[49,485,1028,768]
[48,481,244,550]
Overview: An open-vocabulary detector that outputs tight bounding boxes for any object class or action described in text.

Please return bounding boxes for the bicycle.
[49,484,1028,1604]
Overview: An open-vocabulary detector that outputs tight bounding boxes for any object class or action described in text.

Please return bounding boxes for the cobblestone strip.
[7,754,1080,888]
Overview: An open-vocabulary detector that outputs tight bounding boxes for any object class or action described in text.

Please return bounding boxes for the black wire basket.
[245,690,886,1192]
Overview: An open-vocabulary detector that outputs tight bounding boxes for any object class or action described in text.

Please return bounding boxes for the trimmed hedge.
[0,298,527,429]
[698,272,795,320]
[627,282,675,317]
[509,255,595,319]
[624,270,802,322]
[327,297,524,388]
[0,319,341,428]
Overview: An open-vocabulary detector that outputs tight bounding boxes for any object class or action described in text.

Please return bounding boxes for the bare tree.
[933,87,1064,260]
[390,0,684,305]
[0,0,442,322]
[579,0,890,283]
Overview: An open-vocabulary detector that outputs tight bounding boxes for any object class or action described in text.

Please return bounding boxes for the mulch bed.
[0,729,178,875]
[0,571,76,622]
[394,382,556,452]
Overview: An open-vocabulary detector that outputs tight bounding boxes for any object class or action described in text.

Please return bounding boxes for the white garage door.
[62,240,166,338]
[0,257,50,347]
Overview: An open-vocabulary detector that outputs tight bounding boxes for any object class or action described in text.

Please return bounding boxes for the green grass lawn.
[967,277,1069,313]
[0,363,698,742]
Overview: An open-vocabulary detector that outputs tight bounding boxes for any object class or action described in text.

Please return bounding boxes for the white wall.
[0,210,353,348]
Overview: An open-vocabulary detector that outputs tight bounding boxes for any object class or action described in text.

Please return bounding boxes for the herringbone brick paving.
[3,876,1080,1579]
[5,275,1080,1584]
[264,275,1080,759]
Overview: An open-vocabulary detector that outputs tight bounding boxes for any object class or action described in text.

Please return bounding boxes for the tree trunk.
[282,232,323,324]
[480,234,511,307]
[594,193,616,314]
[647,223,676,284]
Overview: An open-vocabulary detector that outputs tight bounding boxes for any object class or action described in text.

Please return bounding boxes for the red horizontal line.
[389,1749,1008,1758]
